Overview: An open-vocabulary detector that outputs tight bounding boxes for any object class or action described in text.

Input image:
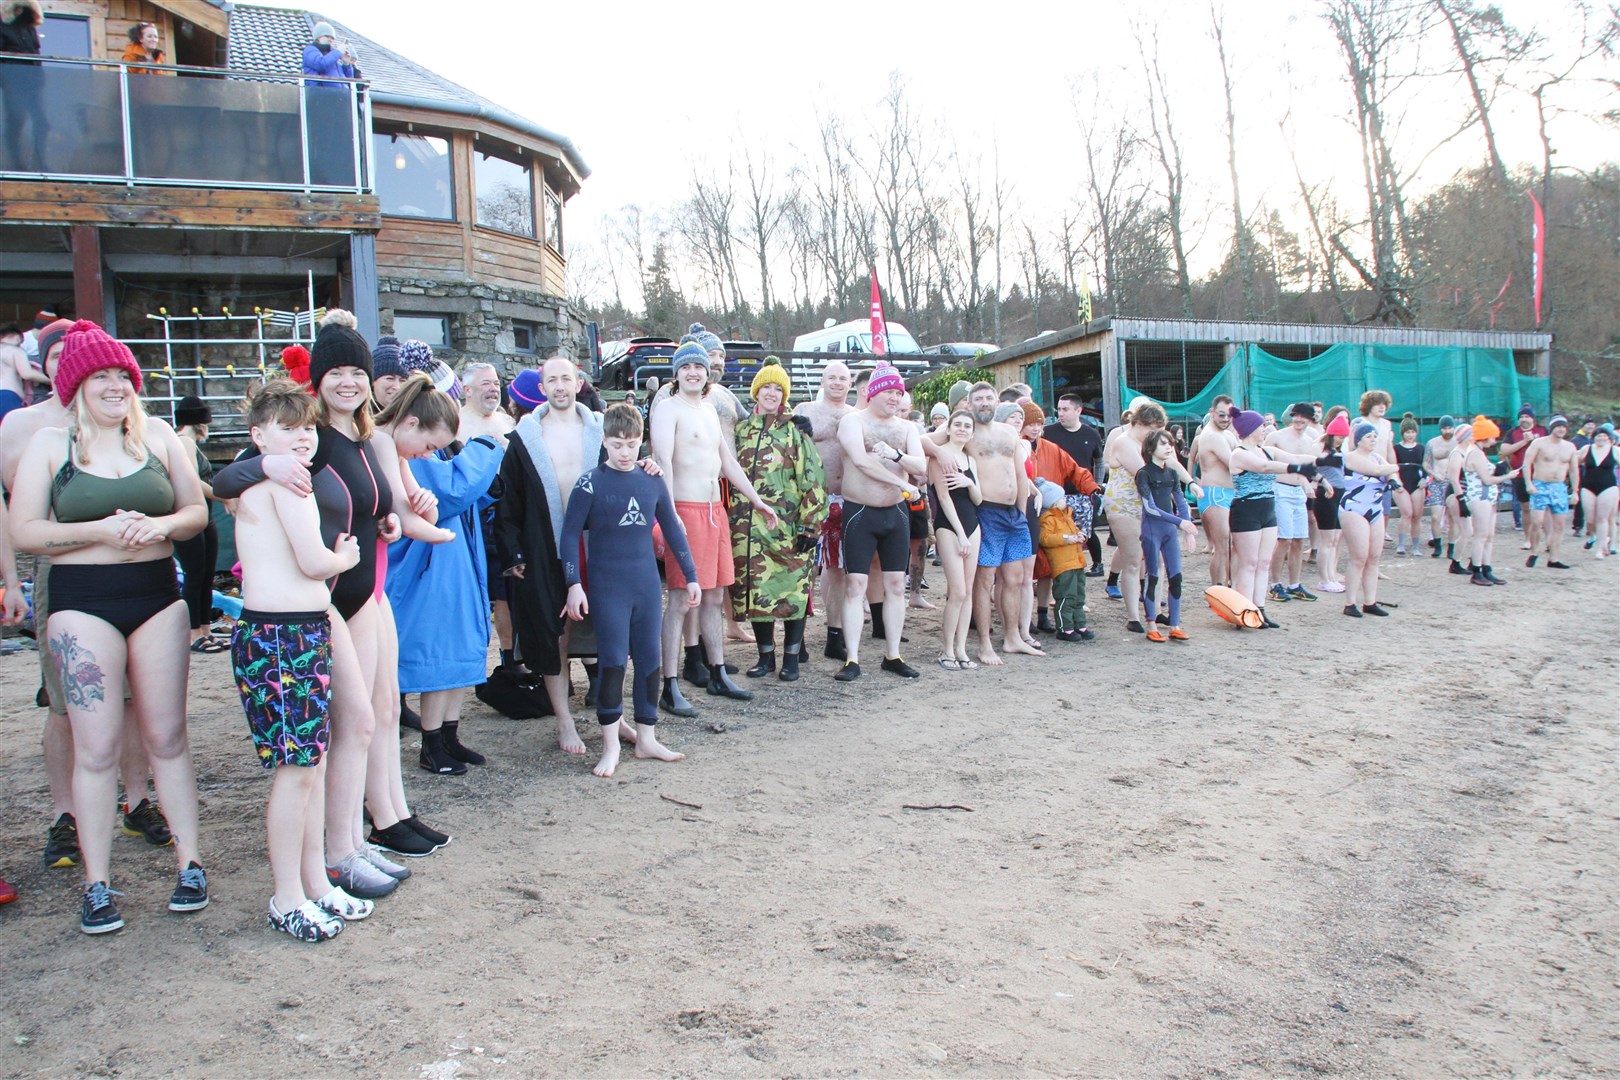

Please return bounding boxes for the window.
[39,15,91,60]
[512,321,537,354]
[373,132,453,220]
[393,314,449,347]
[474,149,534,238]
[545,189,564,254]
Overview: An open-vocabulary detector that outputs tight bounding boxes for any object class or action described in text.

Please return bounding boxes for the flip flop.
[937,656,961,671]
[957,658,979,670]
[190,637,228,654]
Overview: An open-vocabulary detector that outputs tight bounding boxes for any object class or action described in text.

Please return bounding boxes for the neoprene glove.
[794,532,817,554]
[1287,463,1319,479]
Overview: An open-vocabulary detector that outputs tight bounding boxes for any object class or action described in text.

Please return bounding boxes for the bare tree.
[737,140,789,342]
[1211,3,1257,318]
[1137,21,1194,316]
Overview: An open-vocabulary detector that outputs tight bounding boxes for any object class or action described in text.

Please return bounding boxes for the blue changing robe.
[386,435,504,693]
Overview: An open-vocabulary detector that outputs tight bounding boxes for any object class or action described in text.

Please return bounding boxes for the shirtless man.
[1264,402,1321,603]
[0,326,49,424]
[1423,416,1459,559]
[1192,394,1237,585]
[926,382,1038,665]
[1523,414,1580,569]
[458,362,515,443]
[651,341,776,713]
[0,320,169,867]
[794,361,855,659]
[834,363,925,680]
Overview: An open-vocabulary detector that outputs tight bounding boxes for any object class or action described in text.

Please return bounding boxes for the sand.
[0,540,1615,1078]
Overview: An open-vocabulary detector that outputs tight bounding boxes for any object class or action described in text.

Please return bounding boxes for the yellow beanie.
[750,358,793,403]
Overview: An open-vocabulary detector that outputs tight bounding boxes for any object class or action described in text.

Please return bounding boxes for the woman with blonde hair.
[10,321,210,934]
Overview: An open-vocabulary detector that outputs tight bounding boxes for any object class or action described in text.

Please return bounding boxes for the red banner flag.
[868,269,888,356]
[1527,190,1545,326]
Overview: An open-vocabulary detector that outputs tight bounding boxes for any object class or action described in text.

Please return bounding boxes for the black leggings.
[173,521,219,630]
[48,560,181,638]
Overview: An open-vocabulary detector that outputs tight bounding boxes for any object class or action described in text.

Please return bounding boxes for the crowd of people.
[0,312,1612,938]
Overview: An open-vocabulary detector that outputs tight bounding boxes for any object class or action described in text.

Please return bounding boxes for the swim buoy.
[1205,585,1263,629]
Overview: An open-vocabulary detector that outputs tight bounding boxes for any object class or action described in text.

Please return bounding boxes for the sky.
[317,0,1618,293]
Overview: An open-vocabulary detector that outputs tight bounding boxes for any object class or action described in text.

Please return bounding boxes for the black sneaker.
[1547,560,1570,569]
[1361,604,1389,616]
[81,881,124,935]
[168,861,210,912]
[1125,620,1145,634]
[368,820,438,857]
[880,656,920,679]
[1343,603,1363,617]
[833,661,861,682]
[402,816,451,849]
[1525,554,1538,568]
[1259,612,1280,629]
[121,799,173,847]
[43,812,80,869]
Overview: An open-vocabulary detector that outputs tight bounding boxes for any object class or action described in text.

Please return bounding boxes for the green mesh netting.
[1124,343,1550,439]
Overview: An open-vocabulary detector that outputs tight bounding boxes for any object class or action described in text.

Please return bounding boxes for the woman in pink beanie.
[8,319,212,935]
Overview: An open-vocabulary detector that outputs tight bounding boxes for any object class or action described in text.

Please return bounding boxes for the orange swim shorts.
[665,500,735,591]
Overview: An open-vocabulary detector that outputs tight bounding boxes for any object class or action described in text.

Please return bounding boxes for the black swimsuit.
[1581,447,1616,494]
[933,464,979,539]
[1394,442,1425,493]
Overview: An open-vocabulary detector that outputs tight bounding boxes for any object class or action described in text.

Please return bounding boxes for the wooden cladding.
[0,181,381,231]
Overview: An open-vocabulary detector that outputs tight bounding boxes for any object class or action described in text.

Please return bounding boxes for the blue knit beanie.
[672,340,710,371]
[683,322,724,355]
[371,335,404,381]
[510,368,545,410]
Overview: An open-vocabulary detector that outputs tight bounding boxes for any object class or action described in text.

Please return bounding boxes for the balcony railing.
[0,56,373,194]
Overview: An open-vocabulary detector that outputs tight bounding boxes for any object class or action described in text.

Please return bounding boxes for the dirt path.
[0,545,1614,1078]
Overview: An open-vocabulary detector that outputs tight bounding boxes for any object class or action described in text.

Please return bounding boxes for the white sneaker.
[316,886,374,922]
[326,851,399,899]
[1317,580,1345,593]
[360,842,411,881]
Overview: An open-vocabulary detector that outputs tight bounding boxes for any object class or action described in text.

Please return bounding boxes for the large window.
[545,189,564,254]
[373,132,453,220]
[393,314,449,347]
[474,149,534,238]
[39,15,91,59]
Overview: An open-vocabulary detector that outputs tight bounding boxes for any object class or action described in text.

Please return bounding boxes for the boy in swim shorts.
[231,379,366,943]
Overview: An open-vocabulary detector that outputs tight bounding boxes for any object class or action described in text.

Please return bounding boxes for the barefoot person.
[494,356,609,754]
[561,404,698,777]
[794,360,855,660]
[1192,395,1238,586]
[832,363,925,681]
[10,320,212,934]
[1523,415,1579,570]
[650,341,777,709]
[1339,420,1402,618]
[929,409,982,668]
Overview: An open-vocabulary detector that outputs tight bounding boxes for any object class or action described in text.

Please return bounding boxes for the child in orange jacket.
[1037,480,1093,642]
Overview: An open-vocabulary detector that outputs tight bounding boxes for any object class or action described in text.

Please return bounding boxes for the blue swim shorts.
[1529,481,1570,514]
[977,504,1035,567]
[1198,485,1235,512]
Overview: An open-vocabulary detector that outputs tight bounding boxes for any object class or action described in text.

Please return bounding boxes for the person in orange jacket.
[1036,479,1094,642]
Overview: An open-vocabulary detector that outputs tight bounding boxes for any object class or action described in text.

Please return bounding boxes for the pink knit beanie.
[53,320,143,403]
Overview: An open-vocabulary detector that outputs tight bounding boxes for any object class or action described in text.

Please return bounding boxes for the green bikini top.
[51,437,174,524]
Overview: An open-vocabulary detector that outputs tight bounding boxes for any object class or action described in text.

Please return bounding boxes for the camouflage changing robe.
[730,411,828,620]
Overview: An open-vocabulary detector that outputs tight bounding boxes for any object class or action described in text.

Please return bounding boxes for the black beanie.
[174,395,211,428]
[308,323,372,390]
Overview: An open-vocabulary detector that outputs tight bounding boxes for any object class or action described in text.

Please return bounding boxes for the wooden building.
[0,0,589,400]
[980,317,1553,427]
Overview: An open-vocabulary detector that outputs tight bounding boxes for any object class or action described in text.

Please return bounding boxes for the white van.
[791,319,923,355]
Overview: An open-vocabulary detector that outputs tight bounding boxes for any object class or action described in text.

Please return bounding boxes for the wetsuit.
[1136,461,1191,626]
[1394,442,1425,493]
[559,464,695,727]
[48,440,181,637]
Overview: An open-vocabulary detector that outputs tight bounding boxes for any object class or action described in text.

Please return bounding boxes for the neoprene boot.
[682,644,709,687]
[706,663,754,701]
[419,729,467,776]
[824,627,847,661]
[399,693,422,731]
[659,677,697,718]
[441,721,485,766]
[870,601,886,641]
[746,622,775,678]
[1036,607,1055,634]
[780,619,804,682]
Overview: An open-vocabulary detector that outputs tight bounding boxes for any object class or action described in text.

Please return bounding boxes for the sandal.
[957,658,979,670]
[190,637,228,654]
[937,655,961,671]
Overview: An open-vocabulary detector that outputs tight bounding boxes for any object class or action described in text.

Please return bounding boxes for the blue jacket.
[301,43,355,89]
[385,436,503,693]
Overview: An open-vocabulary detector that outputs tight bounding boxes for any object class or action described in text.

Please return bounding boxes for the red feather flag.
[868,269,888,357]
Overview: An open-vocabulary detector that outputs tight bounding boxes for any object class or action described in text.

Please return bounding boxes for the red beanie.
[53,320,143,403]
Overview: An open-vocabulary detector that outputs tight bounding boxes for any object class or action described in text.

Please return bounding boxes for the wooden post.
[71,226,103,324]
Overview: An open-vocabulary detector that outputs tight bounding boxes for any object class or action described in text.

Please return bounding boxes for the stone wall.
[378,278,589,379]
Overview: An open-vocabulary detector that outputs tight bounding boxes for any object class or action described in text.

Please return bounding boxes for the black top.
[1042,422,1102,476]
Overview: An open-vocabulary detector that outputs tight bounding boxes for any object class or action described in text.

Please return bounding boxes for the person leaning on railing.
[121,22,173,76]
[0,0,48,172]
